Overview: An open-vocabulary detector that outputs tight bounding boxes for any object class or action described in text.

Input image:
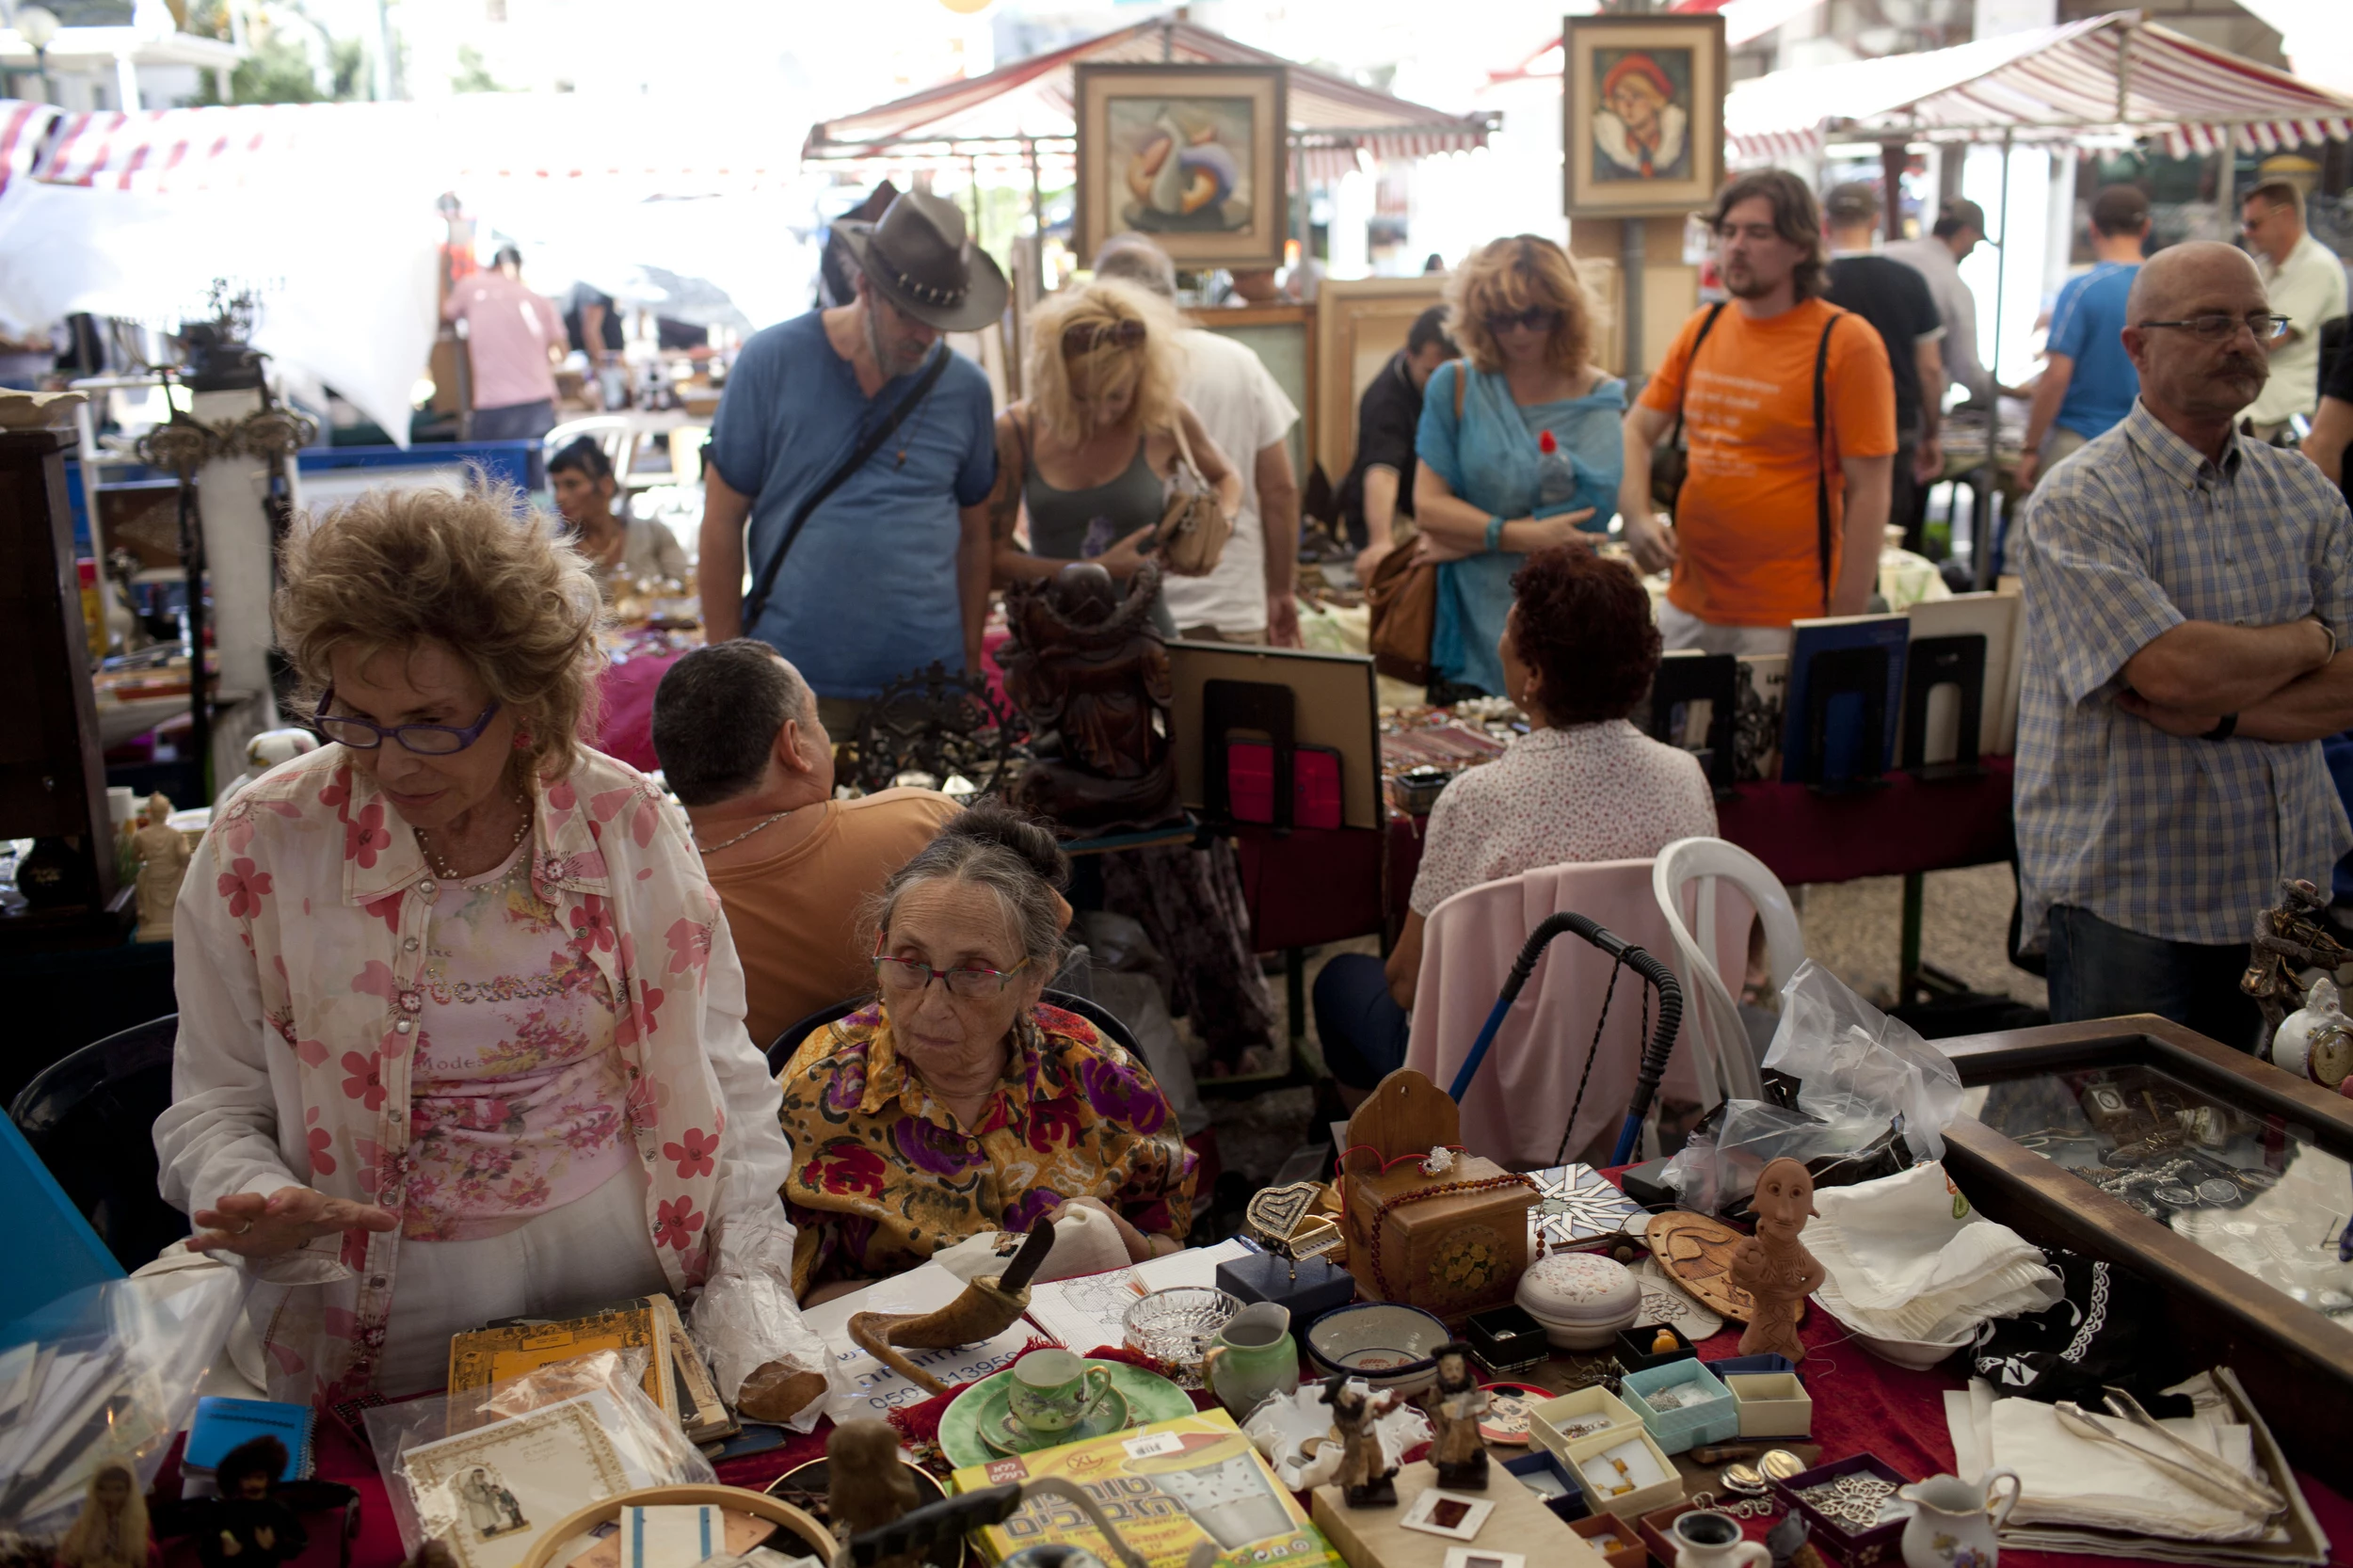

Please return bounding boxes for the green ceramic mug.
[1008,1350,1115,1436]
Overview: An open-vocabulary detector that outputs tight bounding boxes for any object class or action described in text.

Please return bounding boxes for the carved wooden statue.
[1419,1343,1488,1490]
[998,560,1179,837]
[828,1418,921,1567]
[1320,1374,1400,1508]
[1728,1158,1824,1364]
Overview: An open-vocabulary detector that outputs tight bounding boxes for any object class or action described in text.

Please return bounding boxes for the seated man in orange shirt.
[1619,169,1897,654]
[650,640,959,1054]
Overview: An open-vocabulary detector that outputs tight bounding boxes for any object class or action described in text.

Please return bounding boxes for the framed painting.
[1195,302,1314,485]
[1075,63,1288,270]
[1312,276,1446,488]
[1562,14,1725,220]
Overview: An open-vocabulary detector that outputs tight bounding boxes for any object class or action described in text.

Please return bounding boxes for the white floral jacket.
[153,744,836,1416]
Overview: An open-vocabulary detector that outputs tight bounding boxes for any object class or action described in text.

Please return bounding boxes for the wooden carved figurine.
[827,1419,920,1566]
[190,1437,307,1568]
[997,561,1179,836]
[132,792,190,943]
[1729,1159,1824,1364]
[57,1462,155,1568]
[1319,1374,1400,1508]
[1419,1342,1488,1491]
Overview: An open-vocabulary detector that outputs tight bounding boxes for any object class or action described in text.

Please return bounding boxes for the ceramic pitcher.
[1897,1469,2021,1568]
[1202,1302,1299,1418]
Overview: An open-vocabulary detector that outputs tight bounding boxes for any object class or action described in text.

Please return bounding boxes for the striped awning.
[0,101,57,197]
[1723,12,2353,161]
[805,16,1494,181]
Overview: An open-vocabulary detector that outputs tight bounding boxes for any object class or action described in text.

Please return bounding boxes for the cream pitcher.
[1898,1469,2021,1568]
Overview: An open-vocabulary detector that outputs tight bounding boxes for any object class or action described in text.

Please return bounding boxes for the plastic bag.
[1662,960,1962,1214]
[0,1258,246,1537]
[364,1348,716,1564]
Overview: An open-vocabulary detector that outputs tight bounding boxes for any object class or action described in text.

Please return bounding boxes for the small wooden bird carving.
[828,1419,921,1564]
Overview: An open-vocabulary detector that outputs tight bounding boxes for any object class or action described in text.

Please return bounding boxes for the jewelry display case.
[1935,1015,2353,1490]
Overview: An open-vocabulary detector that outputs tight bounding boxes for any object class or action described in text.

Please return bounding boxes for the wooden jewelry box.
[1339,1071,1540,1325]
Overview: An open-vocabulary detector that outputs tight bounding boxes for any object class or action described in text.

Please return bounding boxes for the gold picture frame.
[1562,14,1725,220]
[1075,63,1288,270]
[1311,276,1447,487]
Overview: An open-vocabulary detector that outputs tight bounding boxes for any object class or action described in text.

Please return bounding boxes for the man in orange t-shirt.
[1620,170,1897,654]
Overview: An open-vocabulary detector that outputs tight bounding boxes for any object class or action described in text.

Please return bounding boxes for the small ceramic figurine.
[1418,1343,1488,1491]
[1320,1374,1401,1508]
[56,1463,155,1568]
[1729,1159,1824,1364]
[190,1437,306,1568]
[131,792,190,943]
[216,728,320,810]
[828,1419,922,1568]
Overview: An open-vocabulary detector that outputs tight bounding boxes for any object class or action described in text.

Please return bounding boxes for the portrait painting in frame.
[1563,14,1725,219]
[1076,63,1288,270]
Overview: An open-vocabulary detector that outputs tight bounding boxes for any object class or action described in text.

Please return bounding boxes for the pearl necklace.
[414,791,533,882]
[695,808,792,856]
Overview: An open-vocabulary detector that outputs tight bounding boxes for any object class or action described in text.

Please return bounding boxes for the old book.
[663,1303,737,1445]
[402,1391,659,1568]
[447,1298,679,1431]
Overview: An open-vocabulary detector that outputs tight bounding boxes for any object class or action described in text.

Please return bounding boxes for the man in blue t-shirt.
[699,191,1003,727]
[2020,184,2151,490]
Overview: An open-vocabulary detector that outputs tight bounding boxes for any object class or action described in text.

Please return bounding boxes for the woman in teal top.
[1415,235,1625,696]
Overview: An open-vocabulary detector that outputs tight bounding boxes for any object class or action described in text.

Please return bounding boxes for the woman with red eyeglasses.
[775,804,1194,1303]
[153,485,838,1425]
[982,279,1242,636]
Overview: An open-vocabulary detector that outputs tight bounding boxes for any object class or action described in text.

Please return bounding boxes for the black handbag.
[1649,302,1725,514]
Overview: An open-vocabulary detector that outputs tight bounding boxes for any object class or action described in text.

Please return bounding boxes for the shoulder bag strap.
[1814,310,1841,614]
[1452,358,1467,421]
[1668,302,1728,449]
[742,344,952,630]
[1167,407,1203,486]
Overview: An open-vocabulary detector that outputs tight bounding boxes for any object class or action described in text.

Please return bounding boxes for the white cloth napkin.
[1805,1161,2059,1345]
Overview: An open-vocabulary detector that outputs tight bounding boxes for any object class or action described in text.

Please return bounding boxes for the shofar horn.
[849,1219,1056,1395]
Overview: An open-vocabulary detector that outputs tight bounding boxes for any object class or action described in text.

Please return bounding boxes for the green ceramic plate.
[938,1357,1193,1470]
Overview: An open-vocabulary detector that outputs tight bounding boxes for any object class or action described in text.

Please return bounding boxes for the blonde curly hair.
[1024,278,1185,443]
[1445,235,1602,376]
[274,482,604,781]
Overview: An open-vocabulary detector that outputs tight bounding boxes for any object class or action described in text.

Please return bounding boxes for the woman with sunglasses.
[984,279,1242,635]
[154,486,838,1423]
[775,804,1194,1302]
[1415,236,1625,697]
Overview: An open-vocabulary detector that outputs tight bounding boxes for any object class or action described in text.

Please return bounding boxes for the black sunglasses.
[1063,319,1147,354]
[1483,306,1562,335]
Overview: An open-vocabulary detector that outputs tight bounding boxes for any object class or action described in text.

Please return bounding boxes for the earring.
[512,732,531,750]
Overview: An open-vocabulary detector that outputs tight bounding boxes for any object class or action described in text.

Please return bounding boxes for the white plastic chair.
[543,416,635,487]
[1651,837,1804,1107]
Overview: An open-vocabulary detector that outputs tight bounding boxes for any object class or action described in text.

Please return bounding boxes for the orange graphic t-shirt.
[1639,297,1897,627]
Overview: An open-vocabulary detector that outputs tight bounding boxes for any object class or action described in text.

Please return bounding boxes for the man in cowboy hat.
[700,189,1008,732]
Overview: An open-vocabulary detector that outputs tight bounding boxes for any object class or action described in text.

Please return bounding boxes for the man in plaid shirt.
[2017,241,2353,1049]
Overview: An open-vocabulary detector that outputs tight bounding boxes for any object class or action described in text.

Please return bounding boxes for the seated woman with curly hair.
[154,485,835,1422]
[1313,546,1718,1101]
[776,805,1194,1302]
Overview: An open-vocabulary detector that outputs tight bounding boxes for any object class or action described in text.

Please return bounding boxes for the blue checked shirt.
[2016,400,2353,948]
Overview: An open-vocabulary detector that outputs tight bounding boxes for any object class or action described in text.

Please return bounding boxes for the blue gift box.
[1619,1359,1739,1454]
[1503,1448,1589,1523]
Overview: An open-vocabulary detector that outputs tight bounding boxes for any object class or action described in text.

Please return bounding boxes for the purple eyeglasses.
[312,684,502,756]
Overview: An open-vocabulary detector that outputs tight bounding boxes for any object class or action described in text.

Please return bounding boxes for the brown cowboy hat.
[834,189,1009,333]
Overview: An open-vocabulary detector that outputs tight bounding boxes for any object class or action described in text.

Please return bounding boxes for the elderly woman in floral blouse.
[153,485,835,1422]
[777,805,1194,1300]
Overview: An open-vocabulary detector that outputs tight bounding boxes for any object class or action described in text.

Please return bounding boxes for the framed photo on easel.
[1562,13,1725,219]
[1075,63,1288,270]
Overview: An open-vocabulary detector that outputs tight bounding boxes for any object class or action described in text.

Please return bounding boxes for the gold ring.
[232,1220,255,1236]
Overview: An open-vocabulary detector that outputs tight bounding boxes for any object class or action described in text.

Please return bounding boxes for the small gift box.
[1724,1371,1813,1438]
[1465,1304,1550,1376]
[1619,1361,1737,1455]
[1501,1449,1587,1523]
[1769,1452,1914,1568]
[1527,1385,1641,1465]
[1570,1512,1645,1568]
[1705,1352,1797,1378]
[1612,1320,1697,1372]
[1560,1423,1683,1524]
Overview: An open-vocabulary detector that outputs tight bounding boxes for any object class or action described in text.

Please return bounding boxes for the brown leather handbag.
[1366,365,1467,684]
[1155,417,1233,577]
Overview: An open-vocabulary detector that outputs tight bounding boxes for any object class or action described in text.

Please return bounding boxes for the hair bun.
[940,801,1069,888]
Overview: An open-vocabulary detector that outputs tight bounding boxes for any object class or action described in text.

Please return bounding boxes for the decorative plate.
[1477,1382,1547,1446]
[937,1357,1192,1470]
[1629,1261,1724,1342]
[1643,1211,1759,1324]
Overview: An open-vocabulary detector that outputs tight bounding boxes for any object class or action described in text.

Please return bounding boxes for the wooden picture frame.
[1166,641,1381,831]
[1562,14,1725,220]
[1936,1014,2353,1491]
[1312,276,1447,489]
[1193,302,1315,486]
[1075,63,1288,271]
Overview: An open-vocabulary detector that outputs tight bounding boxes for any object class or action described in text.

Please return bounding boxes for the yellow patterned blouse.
[776,1000,1196,1294]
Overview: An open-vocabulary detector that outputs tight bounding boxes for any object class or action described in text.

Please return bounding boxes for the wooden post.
[1620,218,1645,386]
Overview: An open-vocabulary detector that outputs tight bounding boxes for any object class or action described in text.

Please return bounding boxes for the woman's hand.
[1525,508,1597,552]
[1046,1195,1155,1264]
[1095,524,1160,580]
[1621,504,1678,574]
[190,1186,397,1261]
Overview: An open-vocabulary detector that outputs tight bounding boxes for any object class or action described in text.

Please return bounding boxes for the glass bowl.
[1122,1286,1242,1386]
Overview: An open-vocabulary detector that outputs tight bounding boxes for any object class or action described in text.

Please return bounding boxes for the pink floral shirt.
[154,744,830,1412]
[403,845,631,1241]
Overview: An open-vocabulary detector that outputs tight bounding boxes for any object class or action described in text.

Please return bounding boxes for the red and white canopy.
[0,101,56,198]
[1724,11,2353,161]
[806,17,1494,184]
